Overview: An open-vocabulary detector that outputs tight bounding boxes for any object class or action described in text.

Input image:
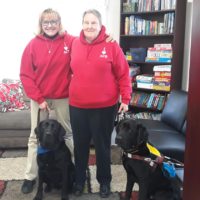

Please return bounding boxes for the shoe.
[21,179,36,194]
[100,184,110,198]
[73,184,84,196]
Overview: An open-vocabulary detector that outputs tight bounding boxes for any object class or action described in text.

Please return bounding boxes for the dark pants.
[69,104,118,186]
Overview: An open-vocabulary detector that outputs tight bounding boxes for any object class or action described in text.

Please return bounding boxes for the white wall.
[0,0,120,81]
[1,0,190,88]
[182,0,193,91]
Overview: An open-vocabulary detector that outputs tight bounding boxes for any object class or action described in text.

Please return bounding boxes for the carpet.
[0,157,26,180]
[0,156,138,191]
[0,148,139,199]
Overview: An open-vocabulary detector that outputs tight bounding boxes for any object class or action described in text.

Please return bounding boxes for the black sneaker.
[100,184,110,198]
[21,179,36,194]
[73,184,84,196]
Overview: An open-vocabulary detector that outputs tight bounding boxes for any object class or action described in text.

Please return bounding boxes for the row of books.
[130,92,166,110]
[124,13,174,36]
[123,0,176,13]
[122,111,161,120]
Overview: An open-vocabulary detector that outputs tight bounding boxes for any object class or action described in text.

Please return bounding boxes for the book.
[130,48,147,62]
[136,74,154,82]
[154,71,171,77]
[153,65,172,71]
[154,77,171,82]
[153,85,170,91]
[154,43,172,48]
[145,57,171,63]
[147,49,172,58]
[137,82,153,89]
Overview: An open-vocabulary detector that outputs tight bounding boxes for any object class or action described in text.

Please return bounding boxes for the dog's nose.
[45,131,52,135]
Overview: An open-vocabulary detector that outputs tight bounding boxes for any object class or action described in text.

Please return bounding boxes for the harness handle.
[117,111,131,123]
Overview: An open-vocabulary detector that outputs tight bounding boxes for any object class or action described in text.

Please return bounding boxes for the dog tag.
[127,153,132,158]
[150,161,154,167]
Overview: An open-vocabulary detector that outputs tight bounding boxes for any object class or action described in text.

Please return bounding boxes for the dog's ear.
[58,123,66,141]
[136,123,148,144]
[116,119,124,133]
[116,119,129,133]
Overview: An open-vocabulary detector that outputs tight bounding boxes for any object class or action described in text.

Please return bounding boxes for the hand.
[118,103,129,113]
[39,101,50,111]
[106,35,115,43]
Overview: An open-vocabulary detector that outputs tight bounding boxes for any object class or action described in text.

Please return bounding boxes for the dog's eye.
[50,123,55,129]
[42,122,49,128]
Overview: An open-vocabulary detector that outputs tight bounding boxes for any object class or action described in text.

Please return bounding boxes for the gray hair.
[37,8,64,35]
[82,9,102,26]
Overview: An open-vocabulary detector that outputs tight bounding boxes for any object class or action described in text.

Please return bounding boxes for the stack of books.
[136,74,154,89]
[153,65,171,91]
[145,44,172,63]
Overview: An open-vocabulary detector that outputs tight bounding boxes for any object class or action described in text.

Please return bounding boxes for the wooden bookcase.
[120,0,187,112]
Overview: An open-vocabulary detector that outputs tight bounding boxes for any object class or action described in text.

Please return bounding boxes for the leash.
[123,148,184,168]
[36,108,50,155]
[123,151,164,170]
[37,108,49,127]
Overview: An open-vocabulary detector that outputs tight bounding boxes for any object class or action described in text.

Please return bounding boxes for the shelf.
[120,0,187,113]
[120,34,174,38]
[132,87,170,94]
[121,9,176,16]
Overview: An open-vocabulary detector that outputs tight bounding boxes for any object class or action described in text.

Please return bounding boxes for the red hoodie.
[20,32,75,104]
[69,26,132,108]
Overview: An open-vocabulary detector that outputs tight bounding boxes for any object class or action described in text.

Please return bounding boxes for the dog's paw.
[33,196,42,200]
[119,192,130,200]
[61,197,69,200]
[44,185,52,193]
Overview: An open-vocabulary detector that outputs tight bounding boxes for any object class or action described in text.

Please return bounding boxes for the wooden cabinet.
[120,0,187,112]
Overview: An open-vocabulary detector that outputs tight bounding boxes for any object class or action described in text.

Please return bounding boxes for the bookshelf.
[120,0,187,112]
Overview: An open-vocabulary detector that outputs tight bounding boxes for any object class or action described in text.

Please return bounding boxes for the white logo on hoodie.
[100,47,108,58]
[64,43,69,54]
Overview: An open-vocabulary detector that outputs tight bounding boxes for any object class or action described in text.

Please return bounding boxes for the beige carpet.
[89,165,138,193]
[0,157,26,180]
[0,157,138,192]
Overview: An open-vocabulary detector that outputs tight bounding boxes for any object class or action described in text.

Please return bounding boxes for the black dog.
[115,119,181,200]
[33,119,75,200]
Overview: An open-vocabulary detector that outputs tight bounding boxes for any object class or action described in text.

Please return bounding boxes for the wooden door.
[183,0,200,199]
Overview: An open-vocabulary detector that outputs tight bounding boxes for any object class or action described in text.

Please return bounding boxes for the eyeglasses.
[42,20,59,27]
[83,21,99,27]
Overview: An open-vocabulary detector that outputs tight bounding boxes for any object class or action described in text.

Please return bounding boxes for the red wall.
[183,0,200,199]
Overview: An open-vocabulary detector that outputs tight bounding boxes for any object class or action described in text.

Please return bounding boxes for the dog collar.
[37,146,51,155]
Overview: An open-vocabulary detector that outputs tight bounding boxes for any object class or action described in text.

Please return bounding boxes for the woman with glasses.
[69,9,132,198]
[20,8,74,194]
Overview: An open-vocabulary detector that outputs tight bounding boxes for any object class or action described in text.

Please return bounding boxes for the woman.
[20,8,74,194]
[69,9,132,198]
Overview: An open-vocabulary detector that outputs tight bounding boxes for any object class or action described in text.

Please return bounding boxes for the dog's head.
[35,119,66,150]
[115,119,148,152]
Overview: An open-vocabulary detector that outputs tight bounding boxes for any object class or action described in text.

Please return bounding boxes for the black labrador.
[115,119,181,200]
[33,119,75,200]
